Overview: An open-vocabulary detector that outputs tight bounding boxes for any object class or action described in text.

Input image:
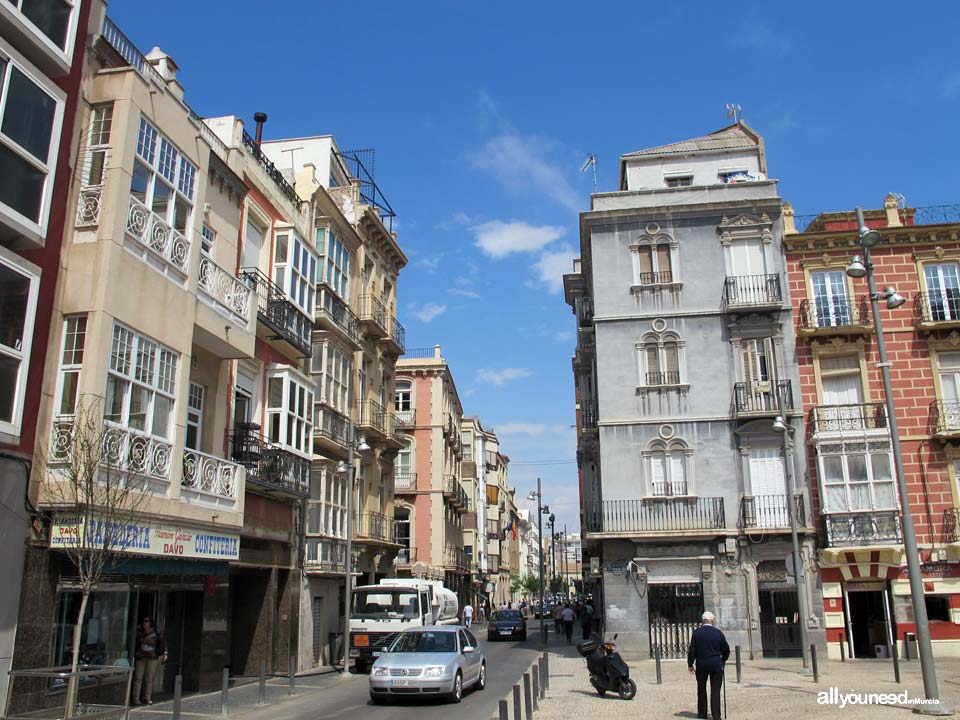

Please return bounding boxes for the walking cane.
[722,666,727,719]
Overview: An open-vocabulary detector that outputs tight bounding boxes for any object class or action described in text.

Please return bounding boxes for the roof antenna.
[580,153,598,193]
[726,103,742,123]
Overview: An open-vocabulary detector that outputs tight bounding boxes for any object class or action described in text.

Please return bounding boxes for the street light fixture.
[846,206,949,714]
[526,480,548,644]
[337,432,369,676]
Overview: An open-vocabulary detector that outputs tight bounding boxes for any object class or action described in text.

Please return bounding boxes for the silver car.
[369,625,486,704]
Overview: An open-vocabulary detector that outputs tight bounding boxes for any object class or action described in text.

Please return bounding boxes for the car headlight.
[422,666,445,677]
[372,666,389,677]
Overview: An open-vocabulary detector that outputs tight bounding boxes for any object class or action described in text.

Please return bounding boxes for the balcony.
[941,508,958,545]
[394,469,417,492]
[198,256,251,327]
[933,401,960,440]
[394,408,416,427]
[582,498,726,536]
[396,546,417,566]
[386,413,407,449]
[315,285,361,348]
[356,400,388,439]
[443,475,469,510]
[723,273,783,311]
[442,413,454,438]
[228,423,309,498]
[358,295,388,338]
[636,270,674,286]
[181,448,242,508]
[125,195,191,275]
[798,296,872,337]
[461,461,477,479]
[240,268,312,359]
[313,406,351,456]
[823,511,903,547]
[50,418,172,486]
[644,371,682,387]
[380,315,405,355]
[355,512,396,544]
[733,380,793,418]
[739,495,805,531]
[576,296,594,328]
[915,292,960,331]
[462,511,477,531]
[810,403,887,435]
[305,537,346,574]
[443,546,470,572]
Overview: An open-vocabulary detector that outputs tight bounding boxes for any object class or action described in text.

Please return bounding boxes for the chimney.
[145,47,179,82]
[253,112,267,148]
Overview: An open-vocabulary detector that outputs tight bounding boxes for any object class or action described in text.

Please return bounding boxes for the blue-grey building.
[565,122,826,659]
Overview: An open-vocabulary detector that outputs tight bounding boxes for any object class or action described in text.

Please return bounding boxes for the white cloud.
[409,302,447,323]
[735,21,791,54]
[448,287,481,299]
[532,243,578,294]
[434,212,473,231]
[554,330,573,341]
[497,423,549,436]
[472,220,565,259]
[414,254,442,272]
[477,367,532,387]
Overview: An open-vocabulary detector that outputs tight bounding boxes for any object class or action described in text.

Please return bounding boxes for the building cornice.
[784,225,960,253]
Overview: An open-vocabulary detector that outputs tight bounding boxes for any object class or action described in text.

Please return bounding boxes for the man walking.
[463,602,474,628]
[580,600,594,640]
[561,603,575,643]
[687,611,729,720]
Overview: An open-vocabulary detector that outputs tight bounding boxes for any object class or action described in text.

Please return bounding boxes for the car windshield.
[351,589,420,620]
[390,631,457,653]
[495,610,522,620]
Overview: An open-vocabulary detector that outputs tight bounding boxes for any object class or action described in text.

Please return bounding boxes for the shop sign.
[50,516,239,561]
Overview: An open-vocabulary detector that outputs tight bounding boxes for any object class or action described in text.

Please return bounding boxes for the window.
[395,379,412,423]
[665,175,692,188]
[396,440,413,489]
[819,439,897,513]
[317,227,351,300]
[810,270,851,327]
[816,354,869,429]
[462,431,473,461]
[5,0,76,53]
[130,117,196,235]
[104,324,178,439]
[395,507,410,547]
[55,315,86,416]
[924,263,960,321]
[200,224,215,255]
[0,247,40,434]
[0,43,64,235]
[185,383,204,450]
[324,468,348,536]
[719,169,749,184]
[637,332,685,387]
[80,104,112,188]
[925,596,951,622]
[311,341,351,415]
[645,440,691,496]
[274,231,316,316]
[266,371,314,456]
[748,447,786,499]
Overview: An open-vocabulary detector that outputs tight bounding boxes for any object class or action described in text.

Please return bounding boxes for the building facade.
[566,122,826,660]
[785,196,960,658]
[484,438,518,607]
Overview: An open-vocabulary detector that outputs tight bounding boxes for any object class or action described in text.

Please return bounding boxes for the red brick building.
[784,194,960,659]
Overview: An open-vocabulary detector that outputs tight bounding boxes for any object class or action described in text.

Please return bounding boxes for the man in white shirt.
[463,603,474,628]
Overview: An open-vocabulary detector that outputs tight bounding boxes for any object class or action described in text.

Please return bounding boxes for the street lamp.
[336,432,370,676]
[526,480,548,645]
[846,206,948,713]
[548,513,556,597]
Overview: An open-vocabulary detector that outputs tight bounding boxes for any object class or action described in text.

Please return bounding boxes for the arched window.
[395,379,413,423]
[644,440,692,496]
[630,233,677,286]
[637,331,686,387]
[395,439,414,490]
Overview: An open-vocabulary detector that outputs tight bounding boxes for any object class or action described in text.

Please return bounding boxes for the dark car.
[487,610,527,641]
[533,603,554,619]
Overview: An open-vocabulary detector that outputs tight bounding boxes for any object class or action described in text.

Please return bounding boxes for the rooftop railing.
[241,129,302,208]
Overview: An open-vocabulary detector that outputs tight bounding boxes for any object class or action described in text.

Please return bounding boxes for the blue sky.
[111,1,960,535]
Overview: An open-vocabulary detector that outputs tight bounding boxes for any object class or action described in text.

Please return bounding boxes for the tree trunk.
[65,590,89,720]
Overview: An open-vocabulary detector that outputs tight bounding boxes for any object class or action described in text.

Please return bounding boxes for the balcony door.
[243,218,264,270]
[748,447,786,527]
[938,352,960,430]
[729,238,766,276]
[819,356,865,430]
[924,263,960,321]
[811,270,850,327]
[741,338,776,410]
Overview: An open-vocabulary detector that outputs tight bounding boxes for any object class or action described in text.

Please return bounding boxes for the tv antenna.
[726,103,743,123]
[282,146,304,172]
[580,153,598,193]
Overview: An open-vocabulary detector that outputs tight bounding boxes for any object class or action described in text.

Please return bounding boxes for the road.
[261,629,551,720]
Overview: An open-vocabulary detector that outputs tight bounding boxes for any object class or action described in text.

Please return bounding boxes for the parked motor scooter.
[575,634,637,700]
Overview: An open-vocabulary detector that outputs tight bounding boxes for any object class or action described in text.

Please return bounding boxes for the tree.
[521,574,541,597]
[509,575,523,599]
[43,400,150,717]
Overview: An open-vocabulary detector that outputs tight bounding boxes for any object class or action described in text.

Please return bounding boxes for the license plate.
[354,634,369,647]
[500,630,512,635]
[391,679,410,687]
[372,651,382,657]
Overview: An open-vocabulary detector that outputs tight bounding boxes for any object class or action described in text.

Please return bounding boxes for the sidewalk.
[536,648,960,719]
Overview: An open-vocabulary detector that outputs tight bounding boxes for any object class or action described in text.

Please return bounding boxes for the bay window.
[311,341,351,414]
[819,439,897,513]
[266,371,314,456]
[274,231,316,316]
[4,0,77,57]
[0,246,40,435]
[317,227,351,300]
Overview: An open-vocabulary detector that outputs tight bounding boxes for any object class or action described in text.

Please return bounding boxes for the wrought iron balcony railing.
[388,413,407,445]
[198,256,251,324]
[50,418,173,483]
[383,316,405,354]
[933,400,960,436]
[182,448,241,503]
[799,296,871,332]
[228,423,309,497]
[645,371,681,387]
[394,469,417,491]
[823,511,902,547]
[637,270,674,285]
[241,129,301,208]
[443,475,469,509]
[915,291,960,326]
[396,545,416,565]
[358,295,388,336]
[443,545,470,571]
[316,285,360,344]
[723,273,782,309]
[305,537,346,573]
[733,380,793,416]
[126,195,190,272]
[240,268,312,357]
[740,494,805,529]
[811,403,888,434]
[355,512,394,543]
[313,406,351,450]
[941,508,959,544]
[583,497,726,534]
[356,400,387,435]
[393,408,415,428]
[650,481,688,497]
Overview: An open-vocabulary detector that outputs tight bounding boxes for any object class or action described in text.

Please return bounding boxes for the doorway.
[131,588,204,695]
[846,587,893,659]
[758,589,801,658]
[648,582,704,659]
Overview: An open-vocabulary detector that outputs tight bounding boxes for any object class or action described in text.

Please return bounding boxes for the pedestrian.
[552,603,563,638]
[463,602,473,628]
[132,616,167,706]
[561,603,575,642]
[687,611,729,720]
[580,601,594,640]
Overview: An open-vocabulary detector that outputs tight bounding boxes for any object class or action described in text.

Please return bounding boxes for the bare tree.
[42,399,151,716]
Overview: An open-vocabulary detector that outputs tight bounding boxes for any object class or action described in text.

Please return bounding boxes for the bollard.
[499,699,509,720]
[891,640,901,684]
[735,645,742,684]
[221,667,229,717]
[810,644,819,683]
[532,668,539,711]
[655,647,662,684]
[903,632,912,662]
[523,672,533,720]
[839,633,845,662]
[513,684,522,720]
[258,661,266,704]
[537,658,546,699]
[542,652,549,690]
[172,675,182,720]
[288,655,295,696]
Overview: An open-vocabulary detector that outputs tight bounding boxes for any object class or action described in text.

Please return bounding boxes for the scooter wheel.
[618,678,637,701]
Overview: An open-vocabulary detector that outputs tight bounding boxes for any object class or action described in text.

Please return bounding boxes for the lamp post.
[845,206,948,712]
[548,514,556,597]
[526,480,548,644]
[336,432,370,676]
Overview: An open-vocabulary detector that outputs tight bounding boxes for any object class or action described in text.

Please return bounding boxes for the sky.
[110,1,960,536]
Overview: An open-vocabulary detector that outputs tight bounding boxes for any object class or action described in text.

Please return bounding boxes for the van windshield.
[352,589,420,620]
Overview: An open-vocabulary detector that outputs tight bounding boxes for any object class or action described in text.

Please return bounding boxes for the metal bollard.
[523,672,533,720]
[532,667,539,711]
[903,632,912,662]
[542,652,549,690]
[892,640,901,684]
[735,645,742,684]
[810,644,819,683]
[500,699,509,720]
[655,647,662,684]
[221,667,229,717]
[839,633,845,662]
[537,658,546,698]
[513,684,522,720]
[172,675,182,720]
[288,654,295,695]
[258,661,266,704]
